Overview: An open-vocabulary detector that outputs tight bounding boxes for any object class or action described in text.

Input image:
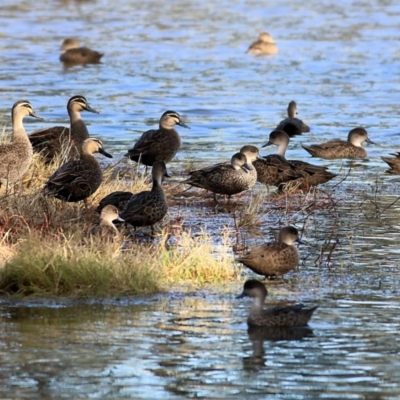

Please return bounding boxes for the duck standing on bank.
[0,100,42,191]
[124,110,189,167]
[59,38,103,66]
[302,127,374,159]
[275,101,310,137]
[237,280,318,327]
[120,161,170,234]
[29,95,98,163]
[237,226,303,278]
[44,138,112,203]
[183,145,260,202]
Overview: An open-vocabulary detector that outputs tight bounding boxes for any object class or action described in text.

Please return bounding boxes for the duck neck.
[151,177,163,192]
[251,295,265,313]
[276,143,287,157]
[11,112,27,141]
[69,108,83,123]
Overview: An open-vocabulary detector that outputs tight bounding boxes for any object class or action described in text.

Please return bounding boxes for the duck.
[275,101,310,137]
[96,191,133,213]
[124,110,190,167]
[246,32,278,55]
[29,95,98,163]
[0,100,42,190]
[236,279,318,327]
[43,138,112,203]
[59,38,103,65]
[381,153,400,174]
[89,204,124,242]
[253,130,336,189]
[301,127,374,159]
[183,145,259,202]
[237,226,303,278]
[120,161,170,233]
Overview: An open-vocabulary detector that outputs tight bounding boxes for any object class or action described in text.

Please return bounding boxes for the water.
[2,0,400,398]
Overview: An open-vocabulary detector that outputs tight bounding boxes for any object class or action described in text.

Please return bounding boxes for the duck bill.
[164,172,172,178]
[178,121,190,129]
[85,104,99,114]
[296,238,306,245]
[99,148,113,158]
[241,162,253,173]
[261,140,273,148]
[30,111,45,120]
[366,138,374,144]
[236,291,247,299]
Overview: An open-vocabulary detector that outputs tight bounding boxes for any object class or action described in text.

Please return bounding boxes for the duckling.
[89,205,124,242]
[124,110,189,167]
[247,32,278,55]
[381,153,400,174]
[276,101,310,137]
[0,100,42,190]
[302,127,374,159]
[183,145,259,202]
[29,95,98,163]
[237,279,318,327]
[44,138,112,202]
[237,226,303,278]
[59,38,103,65]
[120,161,170,233]
[254,130,336,189]
[96,191,133,213]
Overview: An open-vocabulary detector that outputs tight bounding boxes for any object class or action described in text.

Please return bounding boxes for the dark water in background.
[2,0,400,398]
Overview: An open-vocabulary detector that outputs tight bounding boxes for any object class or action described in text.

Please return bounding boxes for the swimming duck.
[124,110,190,167]
[237,279,318,327]
[29,95,98,163]
[276,101,310,137]
[246,32,278,55]
[381,153,400,174]
[96,191,133,212]
[253,130,336,189]
[237,226,303,278]
[120,161,170,233]
[59,38,103,65]
[183,145,259,202]
[0,100,42,190]
[89,204,124,242]
[301,127,374,159]
[44,138,112,202]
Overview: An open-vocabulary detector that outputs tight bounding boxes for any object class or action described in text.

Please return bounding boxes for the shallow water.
[2,0,400,398]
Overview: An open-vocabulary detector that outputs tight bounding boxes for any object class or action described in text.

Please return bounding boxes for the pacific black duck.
[276,101,310,137]
[124,110,189,167]
[29,95,98,163]
[59,38,103,65]
[0,100,42,190]
[43,138,112,202]
[89,204,124,242]
[120,161,170,233]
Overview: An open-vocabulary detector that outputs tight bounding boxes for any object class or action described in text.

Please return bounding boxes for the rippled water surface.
[2,0,400,398]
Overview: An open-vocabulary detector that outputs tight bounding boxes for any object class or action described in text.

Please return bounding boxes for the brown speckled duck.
[29,95,98,163]
[237,226,303,278]
[302,127,374,159]
[124,111,189,167]
[59,38,103,65]
[183,145,259,202]
[237,280,318,327]
[96,191,134,213]
[44,138,112,203]
[254,130,336,189]
[89,205,124,242]
[0,100,42,190]
[246,32,278,55]
[120,161,170,233]
[276,101,310,137]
